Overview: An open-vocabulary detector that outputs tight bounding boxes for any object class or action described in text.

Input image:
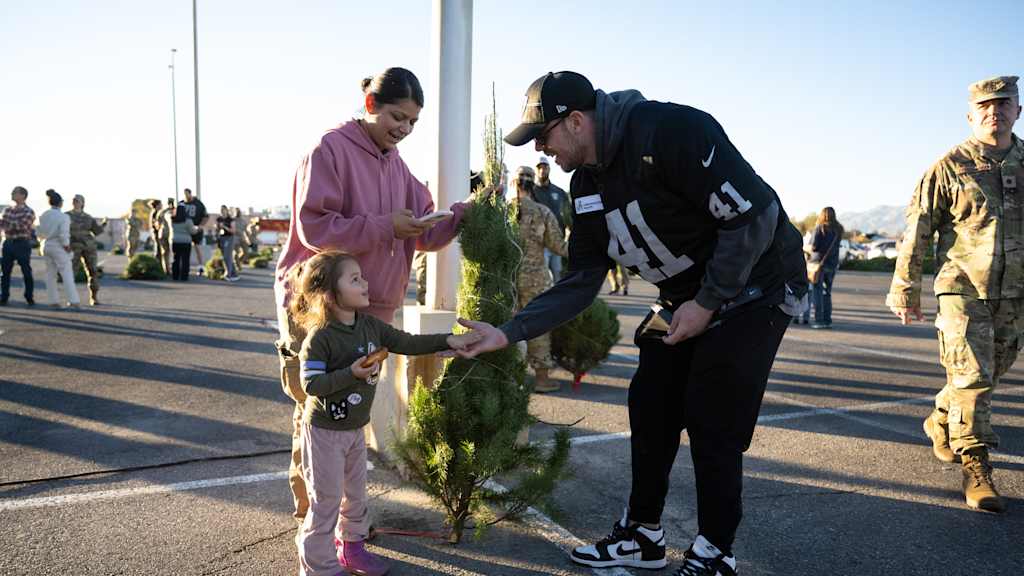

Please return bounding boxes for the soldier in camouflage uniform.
[513,166,567,393]
[125,215,141,258]
[67,195,107,306]
[887,76,1024,514]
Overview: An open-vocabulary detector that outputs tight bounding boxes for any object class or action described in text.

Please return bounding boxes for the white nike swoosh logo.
[702,145,715,168]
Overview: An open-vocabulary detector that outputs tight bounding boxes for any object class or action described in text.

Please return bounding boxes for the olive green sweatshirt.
[299,312,450,430]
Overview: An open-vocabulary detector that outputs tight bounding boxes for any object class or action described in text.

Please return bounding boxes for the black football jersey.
[568,101,797,304]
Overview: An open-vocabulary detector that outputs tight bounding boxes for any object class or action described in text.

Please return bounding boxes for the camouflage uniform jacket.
[887,135,1024,308]
[67,210,105,249]
[516,196,567,279]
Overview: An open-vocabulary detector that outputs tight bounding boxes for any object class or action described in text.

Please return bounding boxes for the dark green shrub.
[551,298,620,390]
[247,256,271,269]
[204,249,227,280]
[121,254,166,280]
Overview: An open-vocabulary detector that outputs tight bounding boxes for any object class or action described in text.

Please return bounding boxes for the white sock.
[636,524,664,541]
[690,535,736,569]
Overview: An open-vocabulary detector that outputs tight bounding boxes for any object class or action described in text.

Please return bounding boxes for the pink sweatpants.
[296,424,370,576]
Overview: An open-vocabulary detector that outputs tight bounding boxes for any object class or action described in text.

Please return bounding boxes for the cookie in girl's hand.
[360,347,389,368]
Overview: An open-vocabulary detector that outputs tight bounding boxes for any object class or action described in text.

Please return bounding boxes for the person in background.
[532,155,571,280]
[180,188,208,273]
[36,190,79,308]
[169,205,197,281]
[148,199,170,274]
[512,165,567,393]
[125,213,142,258]
[67,194,107,305]
[806,206,843,329]
[1,186,36,306]
[245,218,261,255]
[232,207,248,272]
[216,205,240,282]
[887,75,1024,514]
[607,263,630,296]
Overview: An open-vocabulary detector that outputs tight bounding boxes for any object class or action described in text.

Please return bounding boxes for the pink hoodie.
[275,120,466,322]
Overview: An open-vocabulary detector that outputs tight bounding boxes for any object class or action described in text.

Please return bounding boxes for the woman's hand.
[350,356,374,380]
[392,209,430,240]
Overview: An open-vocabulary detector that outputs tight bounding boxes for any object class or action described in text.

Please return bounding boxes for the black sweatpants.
[171,242,192,281]
[627,304,789,553]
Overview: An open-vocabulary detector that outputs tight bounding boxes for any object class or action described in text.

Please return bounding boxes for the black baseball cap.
[504,71,596,146]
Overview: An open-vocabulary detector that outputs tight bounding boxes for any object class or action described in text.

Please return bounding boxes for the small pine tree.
[395,86,570,543]
[551,298,620,390]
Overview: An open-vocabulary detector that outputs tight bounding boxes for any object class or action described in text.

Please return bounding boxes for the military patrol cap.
[968,76,1019,104]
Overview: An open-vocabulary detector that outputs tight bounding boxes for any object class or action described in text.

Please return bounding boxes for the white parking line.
[0,471,289,512]
[0,461,374,512]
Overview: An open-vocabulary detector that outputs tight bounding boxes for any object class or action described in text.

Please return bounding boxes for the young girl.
[290,250,478,576]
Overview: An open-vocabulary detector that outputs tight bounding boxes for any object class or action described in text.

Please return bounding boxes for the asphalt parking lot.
[1,254,1022,575]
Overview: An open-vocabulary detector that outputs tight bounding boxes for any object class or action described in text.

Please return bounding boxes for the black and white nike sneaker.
[570,509,667,569]
[674,535,737,576]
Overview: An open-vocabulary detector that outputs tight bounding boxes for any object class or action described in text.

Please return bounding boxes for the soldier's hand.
[890,305,924,325]
[663,300,715,344]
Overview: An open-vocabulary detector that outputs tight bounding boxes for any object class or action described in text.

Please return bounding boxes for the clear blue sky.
[1,0,1021,221]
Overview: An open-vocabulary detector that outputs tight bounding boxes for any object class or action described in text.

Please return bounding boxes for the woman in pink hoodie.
[273,67,466,576]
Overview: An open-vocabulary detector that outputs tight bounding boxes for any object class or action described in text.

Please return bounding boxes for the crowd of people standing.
[0,184,261,307]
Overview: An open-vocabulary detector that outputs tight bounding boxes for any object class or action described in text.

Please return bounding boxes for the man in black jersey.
[456,71,808,576]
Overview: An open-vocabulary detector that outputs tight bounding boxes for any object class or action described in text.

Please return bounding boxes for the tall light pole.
[192,0,202,199]
[169,48,180,204]
[425,0,472,311]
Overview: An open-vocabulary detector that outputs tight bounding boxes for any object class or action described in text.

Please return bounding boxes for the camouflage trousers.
[517,277,555,370]
[933,295,1023,454]
[413,251,427,305]
[70,243,99,298]
[275,306,309,522]
[126,234,140,258]
[155,238,171,275]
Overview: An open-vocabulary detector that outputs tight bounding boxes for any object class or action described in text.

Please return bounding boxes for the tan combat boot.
[533,368,560,393]
[923,412,959,463]
[961,449,1005,513]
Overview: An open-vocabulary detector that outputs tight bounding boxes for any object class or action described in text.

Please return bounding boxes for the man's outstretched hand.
[446,318,509,358]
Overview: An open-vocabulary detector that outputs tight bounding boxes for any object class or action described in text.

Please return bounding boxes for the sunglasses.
[535,117,565,147]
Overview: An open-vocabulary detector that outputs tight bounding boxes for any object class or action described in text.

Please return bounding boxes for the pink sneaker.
[337,539,391,576]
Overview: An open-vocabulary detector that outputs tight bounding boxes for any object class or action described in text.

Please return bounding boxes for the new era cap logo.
[555,105,567,113]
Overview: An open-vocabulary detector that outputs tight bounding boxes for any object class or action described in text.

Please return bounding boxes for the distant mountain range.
[839,205,907,237]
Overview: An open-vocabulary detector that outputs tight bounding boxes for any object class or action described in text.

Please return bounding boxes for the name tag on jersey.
[574,194,604,214]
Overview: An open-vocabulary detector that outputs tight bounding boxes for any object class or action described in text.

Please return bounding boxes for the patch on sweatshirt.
[329,401,348,421]
[347,393,363,406]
